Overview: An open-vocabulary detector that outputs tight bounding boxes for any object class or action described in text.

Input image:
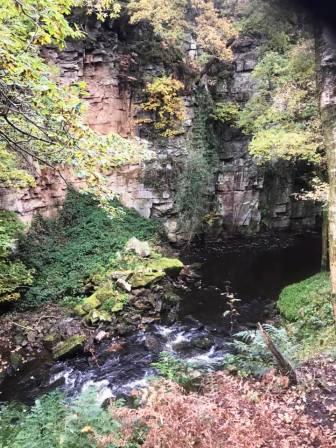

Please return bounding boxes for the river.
[0,233,321,404]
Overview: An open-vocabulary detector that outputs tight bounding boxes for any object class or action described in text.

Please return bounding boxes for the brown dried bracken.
[101,357,336,448]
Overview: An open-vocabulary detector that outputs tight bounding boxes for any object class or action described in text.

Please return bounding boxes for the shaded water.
[0,234,321,404]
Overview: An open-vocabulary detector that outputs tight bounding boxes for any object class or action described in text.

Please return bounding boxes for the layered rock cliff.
[0,4,320,241]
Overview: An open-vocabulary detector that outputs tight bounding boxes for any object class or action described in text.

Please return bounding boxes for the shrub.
[278,273,331,322]
[0,388,135,448]
[140,76,185,138]
[19,189,158,307]
[277,273,335,358]
[211,101,240,125]
[0,211,33,304]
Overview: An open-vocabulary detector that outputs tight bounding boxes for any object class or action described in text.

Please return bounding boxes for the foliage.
[0,211,32,304]
[223,324,300,377]
[278,273,331,322]
[237,24,322,163]
[277,273,335,358]
[128,0,236,62]
[239,0,296,53]
[140,76,185,138]
[152,352,197,388]
[80,0,121,20]
[175,90,218,239]
[211,101,240,125]
[108,372,333,447]
[19,189,158,307]
[128,0,188,45]
[0,388,135,448]
[0,0,141,194]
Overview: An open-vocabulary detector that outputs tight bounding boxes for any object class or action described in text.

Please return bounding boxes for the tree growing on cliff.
[128,0,237,64]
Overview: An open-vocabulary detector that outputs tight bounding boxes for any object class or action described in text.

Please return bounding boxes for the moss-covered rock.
[130,270,166,289]
[81,294,101,313]
[84,309,112,325]
[148,257,184,277]
[43,333,59,350]
[52,335,86,360]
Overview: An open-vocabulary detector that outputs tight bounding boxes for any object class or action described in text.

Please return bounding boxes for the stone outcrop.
[0,4,320,237]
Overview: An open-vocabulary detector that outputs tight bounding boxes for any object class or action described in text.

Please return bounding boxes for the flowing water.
[0,234,322,404]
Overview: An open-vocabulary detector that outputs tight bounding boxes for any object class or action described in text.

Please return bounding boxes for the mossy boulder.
[82,294,101,313]
[148,258,184,277]
[130,270,166,289]
[84,309,112,325]
[43,333,60,350]
[52,335,86,360]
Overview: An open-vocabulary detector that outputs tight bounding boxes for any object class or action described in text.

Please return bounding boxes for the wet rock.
[126,237,151,257]
[116,323,132,336]
[192,336,214,350]
[130,270,165,289]
[10,351,23,370]
[43,333,59,351]
[52,335,86,360]
[106,341,127,352]
[133,299,151,310]
[141,317,159,325]
[165,292,182,303]
[144,335,162,352]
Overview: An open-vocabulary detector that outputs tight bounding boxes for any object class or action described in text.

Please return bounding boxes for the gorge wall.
[0,3,320,241]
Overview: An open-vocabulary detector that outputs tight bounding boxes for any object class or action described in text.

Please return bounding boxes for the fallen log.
[258,323,298,385]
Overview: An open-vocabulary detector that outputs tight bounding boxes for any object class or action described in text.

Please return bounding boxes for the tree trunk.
[258,324,297,385]
[316,25,336,321]
[321,206,329,271]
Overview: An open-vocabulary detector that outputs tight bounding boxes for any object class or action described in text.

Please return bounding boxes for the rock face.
[0,3,320,238]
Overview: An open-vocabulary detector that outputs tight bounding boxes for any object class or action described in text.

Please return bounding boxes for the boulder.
[43,333,59,350]
[52,335,86,360]
[116,278,132,292]
[125,237,151,257]
[148,258,184,277]
[82,294,101,313]
[130,270,165,289]
[84,309,112,325]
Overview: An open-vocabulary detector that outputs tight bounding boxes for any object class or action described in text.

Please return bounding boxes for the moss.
[278,273,331,322]
[277,273,335,359]
[84,309,112,325]
[52,335,86,360]
[130,270,166,288]
[148,257,184,277]
[81,294,101,313]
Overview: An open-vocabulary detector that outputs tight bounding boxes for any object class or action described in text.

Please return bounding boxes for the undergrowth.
[19,189,159,307]
[0,388,139,448]
[152,352,199,388]
[278,273,335,359]
[223,324,300,377]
